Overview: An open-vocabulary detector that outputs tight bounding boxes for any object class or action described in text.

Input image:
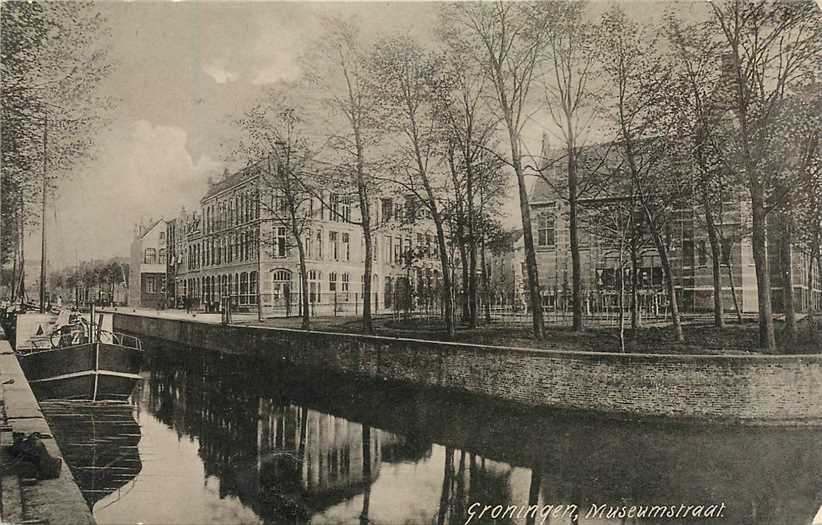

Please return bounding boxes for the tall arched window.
[240,272,249,304]
[308,270,321,303]
[341,273,350,300]
[250,271,258,306]
[271,270,290,306]
[384,276,394,309]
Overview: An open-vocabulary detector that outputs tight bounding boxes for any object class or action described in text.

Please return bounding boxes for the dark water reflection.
[47,339,822,525]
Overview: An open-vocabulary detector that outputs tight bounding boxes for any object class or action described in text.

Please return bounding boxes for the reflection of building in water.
[256,401,390,505]
[144,347,421,522]
[142,345,822,525]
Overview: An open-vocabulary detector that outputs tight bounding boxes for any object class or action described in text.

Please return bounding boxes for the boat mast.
[18,192,25,306]
[40,110,48,313]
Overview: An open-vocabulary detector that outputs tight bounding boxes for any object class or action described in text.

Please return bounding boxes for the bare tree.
[598,6,686,342]
[772,77,821,342]
[369,36,457,336]
[233,92,319,329]
[708,0,821,351]
[540,1,601,332]
[665,17,733,329]
[304,17,380,334]
[441,2,557,339]
[437,53,500,328]
[584,195,639,352]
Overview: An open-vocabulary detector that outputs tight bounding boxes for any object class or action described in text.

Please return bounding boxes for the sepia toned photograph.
[1,1,821,524]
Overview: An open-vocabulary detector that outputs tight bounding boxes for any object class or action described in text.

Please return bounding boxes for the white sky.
[39,1,719,269]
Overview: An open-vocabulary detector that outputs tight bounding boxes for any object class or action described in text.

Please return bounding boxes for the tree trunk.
[467,173,478,329]
[481,232,491,324]
[298,406,308,460]
[619,262,625,353]
[360,424,371,525]
[469,240,478,329]
[750,189,776,352]
[297,241,310,331]
[437,448,454,525]
[646,215,684,343]
[526,466,542,525]
[355,140,374,335]
[725,251,743,323]
[508,132,544,339]
[459,241,470,323]
[435,223,456,337]
[568,147,583,332]
[619,112,681,343]
[10,242,18,304]
[630,241,639,334]
[816,254,822,314]
[807,252,817,340]
[704,192,725,329]
[781,214,796,343]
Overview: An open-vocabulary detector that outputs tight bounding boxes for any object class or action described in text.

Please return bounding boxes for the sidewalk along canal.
[1,336,95,525]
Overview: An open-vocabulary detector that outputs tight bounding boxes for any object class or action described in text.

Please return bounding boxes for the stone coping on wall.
[114,311,822,362]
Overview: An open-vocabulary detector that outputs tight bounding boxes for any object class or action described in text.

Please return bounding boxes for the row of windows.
[204,189,260,234]
[171,224,446,271]
[276,228,439,266]
[143,275,165,294]
[179,272,259,306]
[271,268,442,303]
[270,192,353,223]
[379,196,432,225]
[144,248,166,265]
[182,230,260,270]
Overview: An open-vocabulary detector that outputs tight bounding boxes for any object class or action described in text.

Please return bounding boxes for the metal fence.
[167,288,677,327]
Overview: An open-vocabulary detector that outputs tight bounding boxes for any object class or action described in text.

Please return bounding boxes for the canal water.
[41,339,822,525]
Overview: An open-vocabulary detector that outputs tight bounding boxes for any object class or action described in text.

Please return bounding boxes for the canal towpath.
[0,327,95,525]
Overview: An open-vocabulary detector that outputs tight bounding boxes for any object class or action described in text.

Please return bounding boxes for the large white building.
[166,161,446,317]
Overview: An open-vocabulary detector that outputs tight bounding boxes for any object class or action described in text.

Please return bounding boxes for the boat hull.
[18,343,143,401]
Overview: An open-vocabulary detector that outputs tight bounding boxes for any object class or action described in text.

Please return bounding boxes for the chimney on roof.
[540,132,552,172]
[717,52,737,103]
[721,53,736,77]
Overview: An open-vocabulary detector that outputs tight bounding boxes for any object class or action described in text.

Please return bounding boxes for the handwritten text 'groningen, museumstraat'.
[464,502,728,524]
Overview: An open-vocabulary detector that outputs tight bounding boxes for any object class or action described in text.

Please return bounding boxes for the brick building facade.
[164,161,446,317]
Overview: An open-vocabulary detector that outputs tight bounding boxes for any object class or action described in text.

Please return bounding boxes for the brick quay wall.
[112,313,822,426]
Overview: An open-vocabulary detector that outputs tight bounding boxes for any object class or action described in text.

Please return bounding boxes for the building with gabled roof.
[525,59,821,316]
[129,218,167,308]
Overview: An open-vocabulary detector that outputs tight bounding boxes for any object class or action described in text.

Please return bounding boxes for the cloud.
[48,120,220,266]
[202,61,239,84]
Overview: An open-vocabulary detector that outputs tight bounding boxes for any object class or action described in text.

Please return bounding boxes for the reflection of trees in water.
[143,342,822,525]
[144,347,418,523]
[435,449,516,525]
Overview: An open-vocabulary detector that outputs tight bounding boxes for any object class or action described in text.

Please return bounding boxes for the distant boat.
[15,307,143,401]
